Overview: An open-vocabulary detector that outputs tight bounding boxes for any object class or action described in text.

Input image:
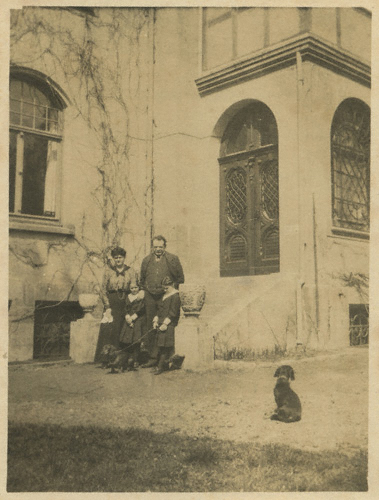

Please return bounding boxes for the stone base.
[8,318,34,362]
[70,317,99,363]
[175,316,214,371]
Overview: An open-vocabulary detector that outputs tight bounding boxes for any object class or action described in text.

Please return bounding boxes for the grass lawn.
[7,422,367,492]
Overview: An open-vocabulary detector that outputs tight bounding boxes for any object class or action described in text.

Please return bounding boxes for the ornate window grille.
[349,304,369,346]
[331,99,370,234]
[33,301,84,360]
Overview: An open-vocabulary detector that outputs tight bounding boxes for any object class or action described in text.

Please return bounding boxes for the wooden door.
[220,146,279,277]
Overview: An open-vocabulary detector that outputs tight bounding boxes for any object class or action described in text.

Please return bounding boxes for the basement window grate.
[349,304,369,346]
[33,300,84,360]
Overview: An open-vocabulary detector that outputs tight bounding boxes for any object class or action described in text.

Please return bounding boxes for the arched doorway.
[219,102,279,276]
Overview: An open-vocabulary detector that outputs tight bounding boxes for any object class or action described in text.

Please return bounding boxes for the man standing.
[139,235,184,367]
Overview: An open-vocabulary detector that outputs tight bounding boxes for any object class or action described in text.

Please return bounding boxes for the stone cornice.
[195,34,371,96]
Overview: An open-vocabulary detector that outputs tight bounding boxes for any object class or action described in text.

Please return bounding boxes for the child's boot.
[154,352,168,375]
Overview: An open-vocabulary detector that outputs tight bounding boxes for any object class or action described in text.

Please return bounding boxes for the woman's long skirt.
[94,292,127,363]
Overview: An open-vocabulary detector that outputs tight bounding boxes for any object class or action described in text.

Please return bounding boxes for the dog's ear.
[274,367,280,377]
[290,367,295,380]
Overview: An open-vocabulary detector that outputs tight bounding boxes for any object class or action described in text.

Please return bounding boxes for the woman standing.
[94,246,138,362]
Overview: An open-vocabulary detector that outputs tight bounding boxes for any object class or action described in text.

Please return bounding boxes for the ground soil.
[8,348,368,454]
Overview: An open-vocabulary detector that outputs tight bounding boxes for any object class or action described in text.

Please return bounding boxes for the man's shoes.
[141,360,157,368]
[154,368,164,375]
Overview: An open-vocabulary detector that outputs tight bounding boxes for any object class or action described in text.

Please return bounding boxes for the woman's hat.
[111,246,126,258]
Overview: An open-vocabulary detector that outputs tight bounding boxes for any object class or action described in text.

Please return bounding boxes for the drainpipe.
[146,8,156,251]
[296,51,305,346]
[312,193,320,339]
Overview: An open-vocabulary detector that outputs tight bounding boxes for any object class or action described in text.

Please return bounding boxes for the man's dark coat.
[139,251,185,290]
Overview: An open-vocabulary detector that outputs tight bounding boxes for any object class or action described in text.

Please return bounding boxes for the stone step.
[200,273,282,324]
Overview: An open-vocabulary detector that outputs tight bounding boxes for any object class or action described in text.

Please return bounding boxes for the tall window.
[9,76,64,218]
[219,102,279,277]
[331,98,370,234]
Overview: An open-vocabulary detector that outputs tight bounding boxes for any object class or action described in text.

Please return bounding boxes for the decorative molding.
[9,215,75,236]
[330,227,369,241]
[354,7,371,17]
[195,33,370,96]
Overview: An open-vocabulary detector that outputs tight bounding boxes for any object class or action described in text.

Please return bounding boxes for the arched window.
[9,73,64,218]
[331,99,370,235]
[219,102,279,277]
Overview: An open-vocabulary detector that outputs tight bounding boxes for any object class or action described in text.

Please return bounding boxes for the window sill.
[329,227,369,241]
[9,214,75,236]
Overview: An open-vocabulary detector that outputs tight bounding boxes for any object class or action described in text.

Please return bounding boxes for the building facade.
[9,7,370,361]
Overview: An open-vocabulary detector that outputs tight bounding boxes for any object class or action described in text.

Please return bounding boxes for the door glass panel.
[261,158,279,220]
[226,168,247,224]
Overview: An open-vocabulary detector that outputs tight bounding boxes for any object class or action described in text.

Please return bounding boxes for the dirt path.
[8,348,368,454]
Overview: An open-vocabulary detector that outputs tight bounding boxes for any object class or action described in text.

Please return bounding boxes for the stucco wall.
[153,61,300,274]
[203,7,370,72]
[298,62,370,347]
[9,7,153,360]
[152,9,370,352]
[8,7,370,361]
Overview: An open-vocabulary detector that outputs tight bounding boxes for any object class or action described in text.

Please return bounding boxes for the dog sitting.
[270,365,302,423]
[100,344,129,373]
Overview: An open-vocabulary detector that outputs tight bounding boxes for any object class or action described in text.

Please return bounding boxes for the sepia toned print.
[7,5,371,493]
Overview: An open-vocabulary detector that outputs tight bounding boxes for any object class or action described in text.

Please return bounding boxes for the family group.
[94,235,185,375]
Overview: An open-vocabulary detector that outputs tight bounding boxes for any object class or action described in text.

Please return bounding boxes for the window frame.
[330,98,370,240]
[219,103,280,277]
[9,68,68,230]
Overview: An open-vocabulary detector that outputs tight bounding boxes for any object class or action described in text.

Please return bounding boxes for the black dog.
[138,342,150,366]
[270,365,302,423]
[168,354,185,371]
[99,344,115,369]
[100,344,129,373]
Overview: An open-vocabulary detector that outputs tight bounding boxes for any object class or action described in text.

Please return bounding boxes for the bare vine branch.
[10,7,153,322]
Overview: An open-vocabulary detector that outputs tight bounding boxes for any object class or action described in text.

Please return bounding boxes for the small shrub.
[218,344,287,362]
